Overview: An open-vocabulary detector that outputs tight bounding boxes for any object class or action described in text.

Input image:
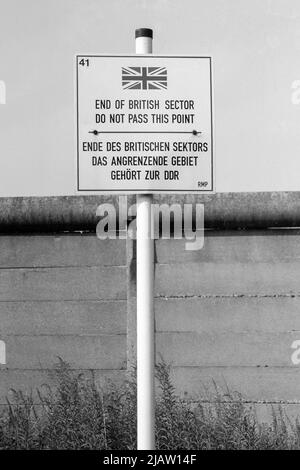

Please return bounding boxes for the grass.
[0,358,299,450]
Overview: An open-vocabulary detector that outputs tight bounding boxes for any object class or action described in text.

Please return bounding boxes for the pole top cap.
[135,28,153,39]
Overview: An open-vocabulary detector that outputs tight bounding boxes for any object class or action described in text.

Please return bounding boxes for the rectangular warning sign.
[76,55,214,193]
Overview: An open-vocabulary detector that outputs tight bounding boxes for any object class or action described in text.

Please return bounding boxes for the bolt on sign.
[76,55,214,193]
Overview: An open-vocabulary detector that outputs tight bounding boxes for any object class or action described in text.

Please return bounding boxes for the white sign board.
[76,55,214,193]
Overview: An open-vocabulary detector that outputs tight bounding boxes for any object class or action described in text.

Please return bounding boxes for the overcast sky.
[0,0,300,196]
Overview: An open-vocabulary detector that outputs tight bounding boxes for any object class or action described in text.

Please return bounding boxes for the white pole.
[135,28,155,451]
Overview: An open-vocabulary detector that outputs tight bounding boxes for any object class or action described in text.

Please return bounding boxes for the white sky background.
[0,0,299,196]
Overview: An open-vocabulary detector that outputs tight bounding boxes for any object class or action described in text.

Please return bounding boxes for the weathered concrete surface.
[126,237,137,369]
[1,192,300,231]
[0,300,126,335]
[157,230,300,263]
[0,369,127,405]
[169,367,300,402]
[0,230,299,423]
[0,196,117,232]
[0,234,128,406]
[155,262,300,297]
[253,404,300,423]
[156,331,298,367]
[0,266,126,300]
[157,192,300,229]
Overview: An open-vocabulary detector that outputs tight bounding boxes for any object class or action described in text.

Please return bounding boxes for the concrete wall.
[1,192,300,231]
[0,195,300,422]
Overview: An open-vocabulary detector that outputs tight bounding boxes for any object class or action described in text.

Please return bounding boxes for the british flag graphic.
[122,66,167,90]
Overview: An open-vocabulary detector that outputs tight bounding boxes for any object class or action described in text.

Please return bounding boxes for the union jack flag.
[122,66,167,90]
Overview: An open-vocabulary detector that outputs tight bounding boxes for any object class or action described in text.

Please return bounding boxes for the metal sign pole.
[135,28,155,451]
